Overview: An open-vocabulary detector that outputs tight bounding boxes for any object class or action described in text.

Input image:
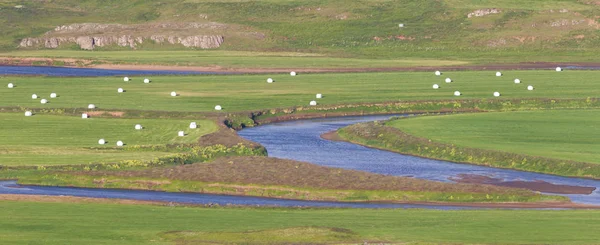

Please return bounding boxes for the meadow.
[0,113,216,166]
[2,70,600,112]
[2,199,600,245]
[388,110,600,164]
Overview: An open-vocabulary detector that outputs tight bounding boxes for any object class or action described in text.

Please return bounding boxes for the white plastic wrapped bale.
[170,91,177,97]
[398,23,404,28]
[432,84,439,89]
[117,88,124,93]
[527,85,534,91]
[144,78,151,83]
[178,131,185,137]
[24,111,32,117]
[135,124,143,130]
[514,79,521,84]
[40,99,48,104]
[445,78,452,83]
[316,93,322,99]
[556,67,563,72]
[493,92,501,97]
[214,105,222,111]
[31,94,38,99]
[98,139,106,145]
[496,72,502,77]
[267,78,274,83]
[50,93,57,98]
[435,71,441,76]
[116,141,124,147]
[309,100,317,106]
[290,71,297,76]
[454,91,461,96]
[81,113,88,119]
[88,104,96,109]
[7,83,14,88]
[189,122,197,129]
[123,77,130,82]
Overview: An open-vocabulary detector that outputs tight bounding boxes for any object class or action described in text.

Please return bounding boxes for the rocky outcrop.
[20,35,224,50]
[467,8,501,18]
[19,22,228,50]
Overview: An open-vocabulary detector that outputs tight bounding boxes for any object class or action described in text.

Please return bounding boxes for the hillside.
[2,0,600,62]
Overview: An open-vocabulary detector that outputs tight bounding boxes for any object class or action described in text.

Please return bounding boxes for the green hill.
[2,0,600,62]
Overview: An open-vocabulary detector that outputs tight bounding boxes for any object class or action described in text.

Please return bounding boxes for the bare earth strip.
[1,194,599,209]
[4,57,600,73]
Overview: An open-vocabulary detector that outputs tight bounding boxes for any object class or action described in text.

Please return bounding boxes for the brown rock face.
[18,22,228,50]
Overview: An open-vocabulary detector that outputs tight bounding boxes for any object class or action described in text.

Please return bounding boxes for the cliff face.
[20,35,224,50]
[19,23,227,50]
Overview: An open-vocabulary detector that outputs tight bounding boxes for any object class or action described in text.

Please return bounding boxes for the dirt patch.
[0,194,163,205]
[84,111,125,117]
[450,174,597,195]
[320,130,344,142]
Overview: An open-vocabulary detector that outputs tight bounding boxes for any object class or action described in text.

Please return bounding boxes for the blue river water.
[238,115,600,205]
[0,65,225,76]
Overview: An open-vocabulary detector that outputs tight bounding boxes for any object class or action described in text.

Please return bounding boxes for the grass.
[2,70,600,112]
[17,156,563,203]
[0,50,468,68]
[0,113,217,166]
[388,110,600,164]
[3,200,600,244]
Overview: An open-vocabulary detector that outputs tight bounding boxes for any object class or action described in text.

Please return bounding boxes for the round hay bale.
[556,67,563,72]
[496,72,502,77]
[170,91,177,97]
[144,78,151,83]
[290,71,297,76]
[88,104,96,109]
[135,124,142,130]
[316,93,322,99]
[117,88,124,93]
[116,141,124,147]
[189,122,197,129]
[178,131,185,137]
[527,85,534,91]
[50,93,57,98]
[31,94,38,99]
[454,91,461,96]
[7,83,14,88]
[267,78,274,83]
[309,100,317,106]
[493,92,501,97]
[81,113,88,119]
[98,139,106,145]
[40,99,48,104]
[514,78,521,84]
[435,71,441,76]
[432,84,439,89]
[398,23,405,28]
[445,78,452,83]
[214,105,222,111]
[24,111,32,117]
[123,77,130,82]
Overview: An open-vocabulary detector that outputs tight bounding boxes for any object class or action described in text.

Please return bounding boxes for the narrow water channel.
[238,115,600,205]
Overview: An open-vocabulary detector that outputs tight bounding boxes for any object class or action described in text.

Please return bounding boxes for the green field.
[2,200,600,245]
[0,113,216,166]
[388,109,600,164]
[2,70,599,112]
